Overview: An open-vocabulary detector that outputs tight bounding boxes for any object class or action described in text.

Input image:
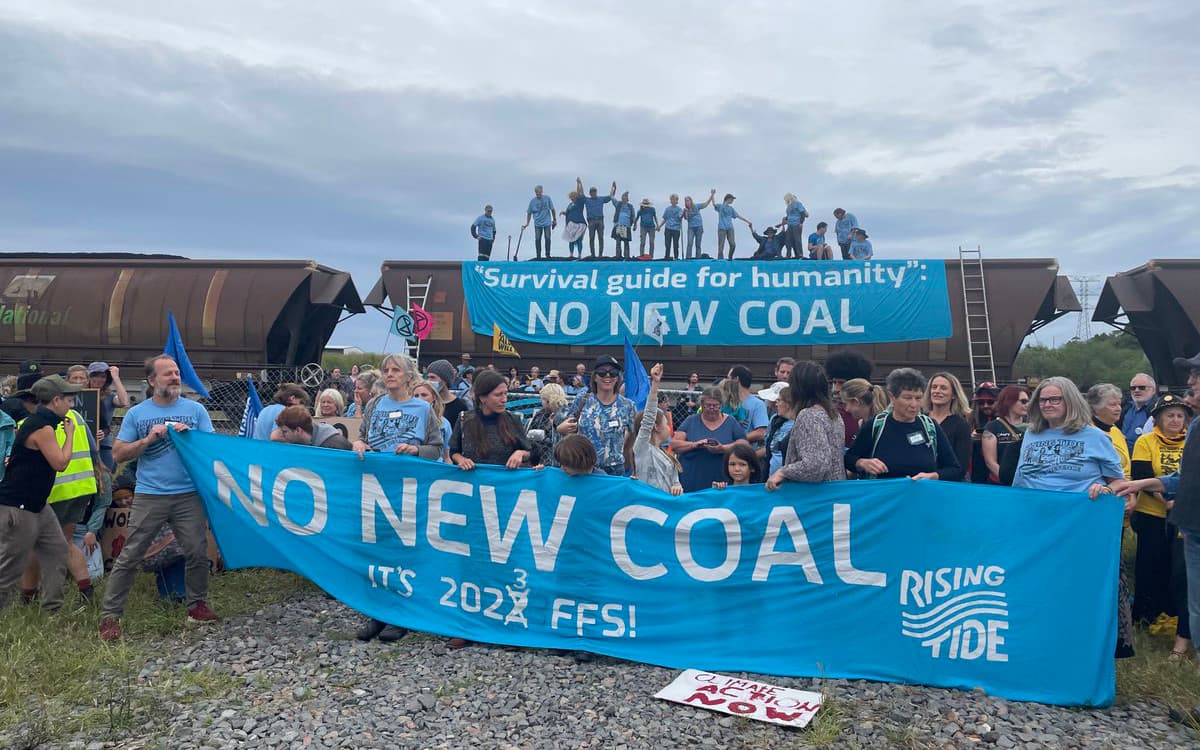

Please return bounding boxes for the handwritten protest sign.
[654,670,822,728]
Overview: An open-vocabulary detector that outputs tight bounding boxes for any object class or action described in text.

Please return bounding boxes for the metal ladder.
[403,275,434,364]
[958,246,996,386]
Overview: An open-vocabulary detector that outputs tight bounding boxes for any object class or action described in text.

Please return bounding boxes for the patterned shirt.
[572,393,636,470]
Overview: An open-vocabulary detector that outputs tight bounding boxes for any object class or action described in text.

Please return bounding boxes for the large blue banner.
[173,430,1120,707]
[461,260,953,346]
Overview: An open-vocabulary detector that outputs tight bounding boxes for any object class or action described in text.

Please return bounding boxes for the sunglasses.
[1131,385,1152,391]
[595,369,619,378]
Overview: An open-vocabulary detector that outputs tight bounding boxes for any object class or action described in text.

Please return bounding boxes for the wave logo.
[900,566,1009,662]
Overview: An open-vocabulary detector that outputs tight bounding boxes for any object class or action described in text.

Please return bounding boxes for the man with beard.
[970,383,1001,484]
[100,355,216,641]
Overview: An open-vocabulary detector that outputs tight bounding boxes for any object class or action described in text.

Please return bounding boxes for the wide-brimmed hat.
[757,381,789,402]
[640,198,652,206]
[1174,351,1200,370]
[1151,393,1193,418]
[854,228,869,239]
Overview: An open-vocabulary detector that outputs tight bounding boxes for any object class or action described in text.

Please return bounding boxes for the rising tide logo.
[899,566,1009,662]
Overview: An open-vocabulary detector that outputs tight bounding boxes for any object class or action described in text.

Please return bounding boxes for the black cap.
[593,355,620,371]
[18,360,40,376]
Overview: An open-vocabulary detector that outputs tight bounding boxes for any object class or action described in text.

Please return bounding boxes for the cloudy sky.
[2,0,1197,350]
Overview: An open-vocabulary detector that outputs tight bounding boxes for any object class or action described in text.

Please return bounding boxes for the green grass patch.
[1117,630,1200,728]
[0,568,312,746]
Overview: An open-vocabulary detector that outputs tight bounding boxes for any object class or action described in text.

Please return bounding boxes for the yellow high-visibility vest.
[19,409,98,503]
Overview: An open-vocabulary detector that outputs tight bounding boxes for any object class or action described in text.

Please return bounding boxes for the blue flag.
[163,310,210,398]
[239,376,264,438]
[623,336,650,409]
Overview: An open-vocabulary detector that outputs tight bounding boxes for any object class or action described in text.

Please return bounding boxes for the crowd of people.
[1,347,1199,676]
[469,179,872,262]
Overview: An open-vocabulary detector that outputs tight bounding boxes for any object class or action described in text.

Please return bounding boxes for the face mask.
[429,381,442,394]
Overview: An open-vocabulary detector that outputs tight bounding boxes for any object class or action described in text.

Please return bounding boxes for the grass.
[0,568,312,747]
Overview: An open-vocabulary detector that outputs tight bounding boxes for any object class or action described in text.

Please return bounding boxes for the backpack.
[869,410,938,458]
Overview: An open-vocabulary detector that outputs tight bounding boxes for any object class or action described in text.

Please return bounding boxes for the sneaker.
[378,625,408,643]
[355,618,387,642]
[187,601,218,624]
[99,616,122,642]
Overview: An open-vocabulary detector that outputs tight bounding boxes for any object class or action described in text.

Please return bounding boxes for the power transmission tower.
[1070,275,1100,340]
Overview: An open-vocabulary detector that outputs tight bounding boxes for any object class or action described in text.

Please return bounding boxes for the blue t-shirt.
[808,231,827,248]
[848,239,873,259]
[742,395,770,435]
[835,213,859,244]
[564,197,586,224]
[637,206,657,228]
[786,200,807,226]
[1012,425,1125,494]
[365,396,435,453]
[685,205,705,229]
[662,205,684,230]
[528,196,555,227]
[117,397,214,495]
[714,203,739,230]
[253,403,285,440]
[583,195,612,220]
[614,202,634,227]
[472,214,496,241]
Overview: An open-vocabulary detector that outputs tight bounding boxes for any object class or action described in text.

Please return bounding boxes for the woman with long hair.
[766,362,846,489]
[1014,376,1133,658]
[713,443,764,488]
[411,381,450,463]
[633,363,683,495]
[672,386,749,492]
[840,378,890,425]
[923,372,973,475]
[845,368,963,481]
[977,385,1030,485]
[314,388,345,419]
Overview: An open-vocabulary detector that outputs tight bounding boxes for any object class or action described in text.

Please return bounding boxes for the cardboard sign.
[100,507,223,575]
[72,388,101,440]
[654,670,822,728]
[316,416,362,442]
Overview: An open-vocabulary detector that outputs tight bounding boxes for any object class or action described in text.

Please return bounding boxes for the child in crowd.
[554,434,604,476]
[633,363,684,496]
[713,443,764,489]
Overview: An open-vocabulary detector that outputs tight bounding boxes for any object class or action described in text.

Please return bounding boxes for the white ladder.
[404,275,434,364]
[959,246,996,386]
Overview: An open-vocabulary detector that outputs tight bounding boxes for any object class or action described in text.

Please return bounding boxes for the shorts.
[50,495,90,526]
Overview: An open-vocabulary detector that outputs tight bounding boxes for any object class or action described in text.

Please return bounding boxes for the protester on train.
[557,356,636,476]
[314,389,345,419]
[86,362,131,471]
[0,376,80,610]
[682,191,716,259]
[748,225,786,260]
[350,353,444,645]
[1013,376,1132,657]
[779,193,808,259]
[272,405,352,450]
[561,189,587,259]
[632,363,683,496]
[824,350,874,446]
[345,368,380,417]
[977,385,1029,485]
[923,372,974,476]
[1087,383,1133,479]
[1129,395,1192,628]
[845,368,963,481]
[635,199,658,258]
[470,204,496,262]
[833,207,859,259]
[528,382,568,468]
[611,191,635,259]
[807,222,834,260]
[672,386,749,492]
[759,382,794,476]
[657,194,684,260]
[425,359,471,426]
[712,443,764,489]
[847,228,873,260]
[713,193,750,260]
[766,362,846,489]
[411,382,451,463]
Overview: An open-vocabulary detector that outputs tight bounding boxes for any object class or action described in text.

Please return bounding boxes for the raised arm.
[109,366,130,408]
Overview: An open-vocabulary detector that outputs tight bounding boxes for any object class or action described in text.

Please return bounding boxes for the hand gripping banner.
[461,259,953,346]
[172,430,1120,707]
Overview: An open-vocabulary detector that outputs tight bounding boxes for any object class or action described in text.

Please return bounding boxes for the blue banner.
[173,429,1120,707]
[461,260,953,346]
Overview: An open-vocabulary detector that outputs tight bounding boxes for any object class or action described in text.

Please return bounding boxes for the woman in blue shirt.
[779,193,809,259]
[683,190,716,259]
[560,191,587,259]
[611,192,635,259]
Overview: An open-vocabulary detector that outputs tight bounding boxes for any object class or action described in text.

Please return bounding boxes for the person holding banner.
[845,368,963,482]
[99,355,216,641]
[351,353,444,644]
[633,363,683,496]
[449,369,532,471]
[558,356,636,477]
[766,362,846,489]
[1014,376,1133,658]
[412,381,450,463]
[672,386,749,492]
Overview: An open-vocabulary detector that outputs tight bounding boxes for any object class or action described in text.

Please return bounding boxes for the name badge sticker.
[608,420,620,429]
[389,411,404,419]
[907,431,926,446]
